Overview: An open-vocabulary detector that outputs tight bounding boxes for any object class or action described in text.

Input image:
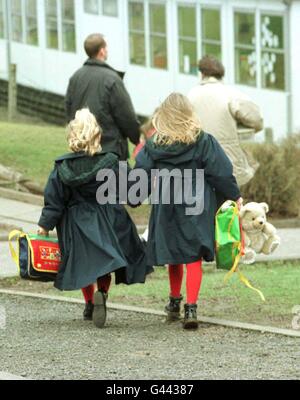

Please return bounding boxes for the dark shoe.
[183,304,198,330]
[83,301,94,321]
[93,291,108,328]
[165,295,183,321]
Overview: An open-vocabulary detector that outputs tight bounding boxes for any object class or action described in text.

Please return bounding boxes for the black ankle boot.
[93,290,108,328]
[165,295,183,321]
[83,301,94,321]
[183,304,198,329]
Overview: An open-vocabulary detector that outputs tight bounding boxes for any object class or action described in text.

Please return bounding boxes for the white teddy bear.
[239,202,281,264]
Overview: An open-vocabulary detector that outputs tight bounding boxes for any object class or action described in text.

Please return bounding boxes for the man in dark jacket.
[65,33,141,160]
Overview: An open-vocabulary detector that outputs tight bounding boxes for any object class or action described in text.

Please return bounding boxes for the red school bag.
[9,230,61,282]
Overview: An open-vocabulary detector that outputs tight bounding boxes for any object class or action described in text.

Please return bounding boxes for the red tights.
[81,274,112,304]
[168,260,203,304]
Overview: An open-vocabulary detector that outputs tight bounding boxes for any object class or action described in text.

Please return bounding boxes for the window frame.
[233,9,257,88]
[176,3,222,77]
[260,11,286,92]
[201,6,222,61]
[128,0,168,70]
[83,0,119,17]
[61,0,76,53]
[45,0,59,50]
[25,0,39,46]
[11,0,24,43]
[0,0,5,39]
[177,3,197,75]
[45,0,76,53]
[84,0,99,15]
[128,0,147,66]
[233,7,286,92]
[102,0,118,17]
[149,1,168,70]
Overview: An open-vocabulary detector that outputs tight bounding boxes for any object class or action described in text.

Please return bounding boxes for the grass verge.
[1,261,299,329]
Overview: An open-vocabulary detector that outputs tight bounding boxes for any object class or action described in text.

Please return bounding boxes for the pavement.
[1,196,300,279]
[0,197,43,278]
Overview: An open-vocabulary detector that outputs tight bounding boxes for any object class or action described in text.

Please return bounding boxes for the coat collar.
[57,152,119,187]
[84,58,125,79]
[200,76,222,85]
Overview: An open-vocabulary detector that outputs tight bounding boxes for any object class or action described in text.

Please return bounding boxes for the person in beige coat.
[188,56,263,187]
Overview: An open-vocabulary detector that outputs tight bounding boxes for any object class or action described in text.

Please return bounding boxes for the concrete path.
[0,371,29,380]
[0,241,18,278]
[0,197,42,232]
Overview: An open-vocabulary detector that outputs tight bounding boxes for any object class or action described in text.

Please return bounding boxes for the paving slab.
[0,371,30,380]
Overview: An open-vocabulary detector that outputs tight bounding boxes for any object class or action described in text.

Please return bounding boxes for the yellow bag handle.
[8,230,24,271]
[222,213,266,302]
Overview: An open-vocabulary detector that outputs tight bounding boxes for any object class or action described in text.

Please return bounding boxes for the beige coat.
[188,77,263,186]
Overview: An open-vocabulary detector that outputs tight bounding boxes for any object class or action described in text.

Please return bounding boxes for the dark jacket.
[135,132,241,265]
[65,59,140,160]
[38,152,153,291]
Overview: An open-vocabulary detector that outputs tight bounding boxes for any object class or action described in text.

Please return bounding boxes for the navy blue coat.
[39,152,153,290]
[135,132,241,265]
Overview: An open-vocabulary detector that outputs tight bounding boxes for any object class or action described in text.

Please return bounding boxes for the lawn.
[0,112,150,224]
[0,113,138,186]
[1,261,300,329]
[0,120,67,185]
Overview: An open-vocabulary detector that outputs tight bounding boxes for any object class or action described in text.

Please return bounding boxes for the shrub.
[241,134,300,218]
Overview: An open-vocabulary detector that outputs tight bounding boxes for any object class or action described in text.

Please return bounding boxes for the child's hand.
[37,227,49,237]
[236,197,244,210]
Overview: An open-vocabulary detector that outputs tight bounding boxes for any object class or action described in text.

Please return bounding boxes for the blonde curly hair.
[152,93,202,145]
[67,109,102,156]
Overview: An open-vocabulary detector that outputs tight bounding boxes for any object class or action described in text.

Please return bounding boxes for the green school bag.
[215,201,265,301]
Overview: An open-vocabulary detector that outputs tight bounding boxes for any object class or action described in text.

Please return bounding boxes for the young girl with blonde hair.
[135,93,242,329]
[38,109,152,328]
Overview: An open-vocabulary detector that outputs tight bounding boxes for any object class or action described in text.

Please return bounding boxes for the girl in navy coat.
[135,93,242,329]
[38,109,153,328]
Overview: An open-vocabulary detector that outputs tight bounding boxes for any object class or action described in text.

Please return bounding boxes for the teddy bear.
[239,202,280,264]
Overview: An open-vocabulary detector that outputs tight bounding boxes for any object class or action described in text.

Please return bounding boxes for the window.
[84,0,98,14]
[45,0,76,52]
[234,12,256,86]
[45,0,58,49]
[0,0,4,39]
[128,1,146,66]
[178,6,197,75]
[128,2,168,69]
[11,0,23,42]
[25,0,38,45]
[202,8,222,60]
[61,0,76,52]
[84,0,118,17]
[261,15,285,90]
[102,0,118,17]
[149,3,167,69]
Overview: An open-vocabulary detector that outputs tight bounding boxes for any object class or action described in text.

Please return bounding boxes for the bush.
[241,134,300,218]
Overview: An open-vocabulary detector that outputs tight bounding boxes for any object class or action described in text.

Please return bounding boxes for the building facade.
[0,0,299,141]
